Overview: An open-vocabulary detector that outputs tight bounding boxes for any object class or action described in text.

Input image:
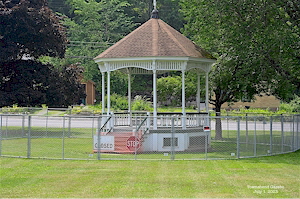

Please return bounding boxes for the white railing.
[110,112,209,129]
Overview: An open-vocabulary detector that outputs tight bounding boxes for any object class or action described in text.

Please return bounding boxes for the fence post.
[62,116,65,160]
[68,116,71,138]
[246,113,248,144]
[147,112,150,131]
[46,109,49,137]
[97,116,101,160]
[98,116,102,133]
[296,115,300,150]
[270,116,273,155]
[27,115,31,158]
[281,115,284,153]
[91,116,95,138]
[292,115,295,151]
[237,117,240,159]
[97,130,101,160]
[5,115,8,137]
[205,131,208,160]
[254,116,257,157]
[0,115,2,156]
[171,117,175,160]
[134,116,137,160]
[22,115,25,137]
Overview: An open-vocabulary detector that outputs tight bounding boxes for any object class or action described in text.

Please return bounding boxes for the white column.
[101,72,105,114]
[128,73,132,126]
[182,70,186,129]
[197,73,201,112]
[107,71,111,115]
[128,73,131,112]
[153,70,157,129]
[182,70,186,113]
[205,72,209,112]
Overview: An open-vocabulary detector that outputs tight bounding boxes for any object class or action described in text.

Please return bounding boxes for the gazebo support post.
[128,72,132,126]
[205,72,209,113]
[101,72,105,114]
[196,72,201,127]
[107,71,111,116]
[182,70,186,129]
[153,70,157,130]
[197,73,201,112]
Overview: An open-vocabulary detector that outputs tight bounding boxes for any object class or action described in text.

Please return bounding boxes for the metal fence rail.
[0,114,299,160]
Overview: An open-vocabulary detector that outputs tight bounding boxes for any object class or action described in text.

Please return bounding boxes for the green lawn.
[0,150,299,198]
[1,126,296,160]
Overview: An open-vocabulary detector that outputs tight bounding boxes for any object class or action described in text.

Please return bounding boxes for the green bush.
[280,95,300,113]
[1,104,24,114]
[108,93,128,110]
[279,103,294,113]
[70,106,85,114]
[86,104,102,114]
[132,95,151,111]
[220,107,288,117]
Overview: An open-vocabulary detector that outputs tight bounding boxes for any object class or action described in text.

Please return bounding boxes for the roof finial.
[151,0,159,19]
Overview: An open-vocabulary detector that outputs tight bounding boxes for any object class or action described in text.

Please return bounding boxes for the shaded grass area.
[0,150,299,198]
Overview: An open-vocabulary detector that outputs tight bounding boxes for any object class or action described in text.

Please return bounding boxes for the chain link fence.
[1,114,299,160]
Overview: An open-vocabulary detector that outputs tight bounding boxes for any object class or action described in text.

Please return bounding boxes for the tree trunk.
[215,104,223,140]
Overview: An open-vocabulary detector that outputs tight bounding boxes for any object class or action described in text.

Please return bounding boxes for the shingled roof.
[94,18,212,59]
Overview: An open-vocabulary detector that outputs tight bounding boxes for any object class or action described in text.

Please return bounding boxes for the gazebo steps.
[95,130,143,154]
[111,127,135,133]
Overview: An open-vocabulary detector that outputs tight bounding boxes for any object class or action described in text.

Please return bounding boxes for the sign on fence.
[127,136,141,151]
[93,135,114,151]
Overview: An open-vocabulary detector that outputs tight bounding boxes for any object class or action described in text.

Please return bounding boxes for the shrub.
[108,93,128,110]
[1,104,24,114]
[132,95,151,111]
[279,103,294,113]
[280,95,300,113]
[289,95,300,112]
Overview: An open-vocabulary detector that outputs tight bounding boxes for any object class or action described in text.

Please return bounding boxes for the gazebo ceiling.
[94,13,215,74]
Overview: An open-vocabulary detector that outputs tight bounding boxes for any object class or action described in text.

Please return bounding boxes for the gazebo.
[93,7,215,153]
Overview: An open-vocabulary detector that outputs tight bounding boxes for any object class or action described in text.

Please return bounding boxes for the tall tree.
[157,72,204,106]
[126,0,184,31]
[62,0,135,97]
[46,0,187,99]
[0,60,85,107]
[0,0,85,107]
[181,0,300,139]
[0,0,67,61]
[47,0,72,17]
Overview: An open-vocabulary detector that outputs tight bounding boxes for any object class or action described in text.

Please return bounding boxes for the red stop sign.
[127,136,141,151]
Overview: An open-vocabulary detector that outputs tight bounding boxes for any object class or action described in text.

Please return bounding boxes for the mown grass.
[1,126,94,138]
[1,126,296,160]
[0,150,299,198]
